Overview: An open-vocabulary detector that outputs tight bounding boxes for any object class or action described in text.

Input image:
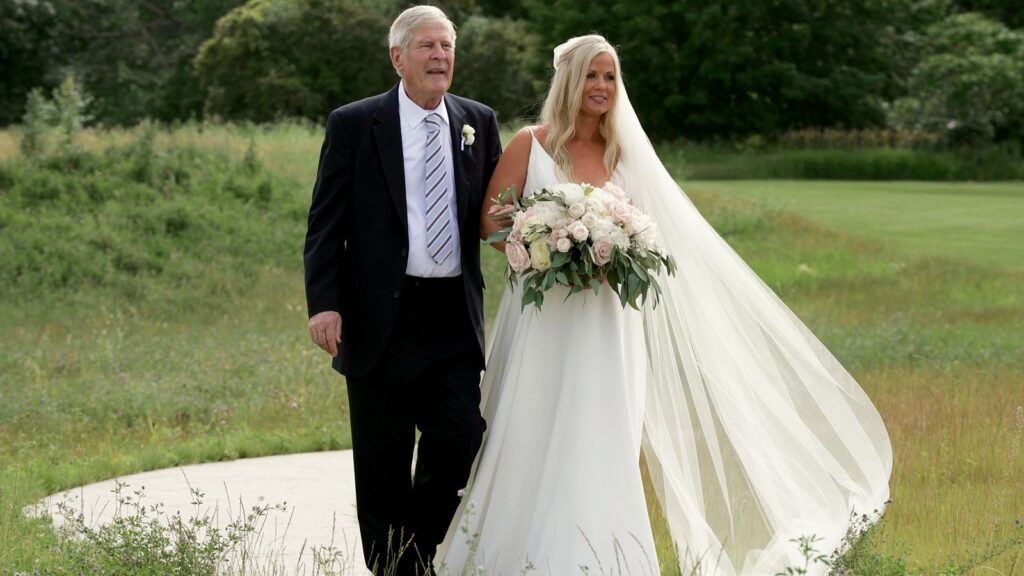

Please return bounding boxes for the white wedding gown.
[440,105,891,575]
[440,133,659,575]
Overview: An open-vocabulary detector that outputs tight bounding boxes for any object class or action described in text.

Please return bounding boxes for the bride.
[438,35,892,576]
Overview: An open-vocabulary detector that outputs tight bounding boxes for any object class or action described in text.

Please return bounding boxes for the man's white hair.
[388,5,457,52]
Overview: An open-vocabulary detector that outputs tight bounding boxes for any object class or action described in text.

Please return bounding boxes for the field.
[0,124,1022,573]
[686,180,1024,271]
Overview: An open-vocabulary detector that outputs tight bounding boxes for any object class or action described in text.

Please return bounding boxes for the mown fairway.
[0,126,1021,573]
[686,180,1024,271]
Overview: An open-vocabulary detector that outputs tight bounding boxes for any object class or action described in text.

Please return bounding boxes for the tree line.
[2,0,1022,146]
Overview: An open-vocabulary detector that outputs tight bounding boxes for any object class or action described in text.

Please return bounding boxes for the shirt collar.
[398,80,449,132]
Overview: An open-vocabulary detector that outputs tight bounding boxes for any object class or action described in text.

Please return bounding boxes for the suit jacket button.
[401,248,408,257]
[393,290,400,299]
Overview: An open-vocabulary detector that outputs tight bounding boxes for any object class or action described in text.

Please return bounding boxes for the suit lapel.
[445,95,471,231]
[373,85,408,232]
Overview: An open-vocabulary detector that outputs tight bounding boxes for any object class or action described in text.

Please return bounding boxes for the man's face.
[391,22,455,107]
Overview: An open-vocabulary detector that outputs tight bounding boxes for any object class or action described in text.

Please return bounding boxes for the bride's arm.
[479,127,533,251]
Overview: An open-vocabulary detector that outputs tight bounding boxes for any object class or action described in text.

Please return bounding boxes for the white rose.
[581,212,599,230]
[566,221,589,242]
[530,241,551,271]
[625,212,652,236]
[567,202,586,219]
[555,237,572,253]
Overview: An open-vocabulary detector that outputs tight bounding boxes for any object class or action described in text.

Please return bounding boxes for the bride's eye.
[586,72,596,79]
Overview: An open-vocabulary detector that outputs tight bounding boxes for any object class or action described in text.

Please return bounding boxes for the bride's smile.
[580,52,617,117]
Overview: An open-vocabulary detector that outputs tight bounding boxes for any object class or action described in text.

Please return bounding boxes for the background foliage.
[3,0,1024,149]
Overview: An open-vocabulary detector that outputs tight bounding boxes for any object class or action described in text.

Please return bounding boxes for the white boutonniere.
[461,124,476,150]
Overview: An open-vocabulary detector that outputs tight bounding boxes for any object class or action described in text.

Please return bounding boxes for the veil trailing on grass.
[612,75,893,572]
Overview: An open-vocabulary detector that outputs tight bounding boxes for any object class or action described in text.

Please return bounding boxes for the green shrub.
[44,482,285,576]
[0,126,304,308]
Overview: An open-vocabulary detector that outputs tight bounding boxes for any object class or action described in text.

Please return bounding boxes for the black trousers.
[346,275,485,575]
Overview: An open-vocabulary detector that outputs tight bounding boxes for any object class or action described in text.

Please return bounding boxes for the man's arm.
[304,110,351,356]
[483,109,502,196]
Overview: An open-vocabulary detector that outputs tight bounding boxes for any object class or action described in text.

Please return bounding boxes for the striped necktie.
[423,113,453,264]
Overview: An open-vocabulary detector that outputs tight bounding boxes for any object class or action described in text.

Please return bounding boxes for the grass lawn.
[685,180,1024,271]
[1,126,1022,573]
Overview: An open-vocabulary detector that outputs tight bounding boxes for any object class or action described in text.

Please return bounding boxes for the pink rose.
[592,238,615,266]
[506,241,532,273]
[603,181,627,200]
[555,237,572,253]
[607,201,633,225]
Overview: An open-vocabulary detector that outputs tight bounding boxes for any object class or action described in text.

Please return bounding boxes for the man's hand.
[308,311,342,357]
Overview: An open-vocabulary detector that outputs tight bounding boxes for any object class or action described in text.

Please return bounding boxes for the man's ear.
[389,46,403,72]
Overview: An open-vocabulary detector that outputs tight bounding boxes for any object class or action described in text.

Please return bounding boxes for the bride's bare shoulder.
[502,126,534,158]
[500,125,549,166]
[530,125,550,148]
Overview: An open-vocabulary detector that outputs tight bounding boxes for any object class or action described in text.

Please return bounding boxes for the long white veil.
[612,72,893,572]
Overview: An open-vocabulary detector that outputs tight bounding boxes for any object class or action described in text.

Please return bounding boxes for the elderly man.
[303,5,501,574]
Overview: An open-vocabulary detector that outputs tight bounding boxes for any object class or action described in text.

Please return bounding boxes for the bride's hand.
[487,203,516,228]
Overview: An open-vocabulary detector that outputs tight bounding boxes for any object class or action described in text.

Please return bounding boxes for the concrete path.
[36,450,370,575]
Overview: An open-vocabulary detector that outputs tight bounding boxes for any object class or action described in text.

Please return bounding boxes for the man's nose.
[430,45,447,59]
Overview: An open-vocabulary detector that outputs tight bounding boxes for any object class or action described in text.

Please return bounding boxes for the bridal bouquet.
[487,182,676,311]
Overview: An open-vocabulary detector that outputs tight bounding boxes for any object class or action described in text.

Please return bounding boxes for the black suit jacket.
[304,84,501,378]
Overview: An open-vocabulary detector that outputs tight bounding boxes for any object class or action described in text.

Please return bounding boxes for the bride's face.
[579,52,617,119]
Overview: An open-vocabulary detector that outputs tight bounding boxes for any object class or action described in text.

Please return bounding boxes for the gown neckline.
[527,128,618,187]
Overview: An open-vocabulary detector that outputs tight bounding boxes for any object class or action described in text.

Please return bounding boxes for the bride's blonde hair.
[540,35,622,181]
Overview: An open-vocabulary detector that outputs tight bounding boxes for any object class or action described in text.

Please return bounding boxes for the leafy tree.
[197,0,542,123]
[451,16,544,121]
[195,0,400,122]
[0,0,73,126]
[524,0,909,140]
[1,0,244,127]
[953,0,1024,28]
[889,12,1024,146]
[71,0,246,124]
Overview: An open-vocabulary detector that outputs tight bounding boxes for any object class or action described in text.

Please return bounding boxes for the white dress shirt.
[398,80,462,277]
